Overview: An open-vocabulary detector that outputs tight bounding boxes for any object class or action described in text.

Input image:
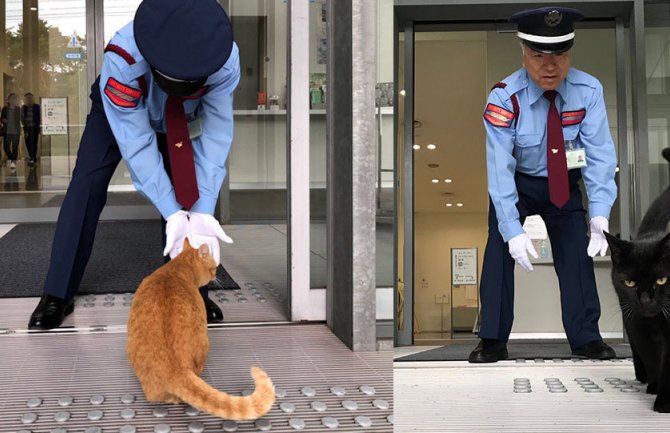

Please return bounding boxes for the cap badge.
[175,141,183,149]
[545,10,563,27]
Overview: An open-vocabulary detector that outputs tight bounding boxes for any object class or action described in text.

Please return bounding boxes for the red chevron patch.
[484,103,514,128]
[561,109,586,126]
[104,77,141,108]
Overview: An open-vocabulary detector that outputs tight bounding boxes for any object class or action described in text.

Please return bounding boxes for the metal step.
[0,281,287,333]
[0,324,392,432]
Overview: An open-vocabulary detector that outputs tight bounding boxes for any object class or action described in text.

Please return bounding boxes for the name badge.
[565,140,587,169]
[186,113,203,140]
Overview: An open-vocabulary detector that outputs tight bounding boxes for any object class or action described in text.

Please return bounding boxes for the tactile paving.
[395,359,668,432]
[0,325,392,433]
[58,396,73,407]
[121,408,136,420]
[188,421,205,433]
[0,283,287,331]
[222,420,238,431]
[120,426,137,433]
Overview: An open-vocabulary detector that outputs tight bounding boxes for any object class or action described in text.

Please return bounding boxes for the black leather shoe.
[468,339,508,363]
[28,294,75,330]
[203,264,238,291]
[203,297,224,323]
[572,340,616,359]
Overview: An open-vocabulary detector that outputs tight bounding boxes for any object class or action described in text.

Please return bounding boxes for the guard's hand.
[508,233,539,273]
[163,210,190,258]
[188,212,233,266]
[587,216,609,257]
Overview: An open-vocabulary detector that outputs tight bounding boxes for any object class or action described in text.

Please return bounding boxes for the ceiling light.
[444,178,452,183]
[456,203,464,207]
[413,144,420,150]
[427,144,436,150]
[446,203,453,207]
[432,179,439,183]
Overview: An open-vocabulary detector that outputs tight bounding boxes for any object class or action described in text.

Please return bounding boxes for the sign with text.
[41,97,68,135]
[451,248,478,286]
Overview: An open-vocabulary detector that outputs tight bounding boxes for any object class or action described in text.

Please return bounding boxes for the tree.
[5,19,86,95]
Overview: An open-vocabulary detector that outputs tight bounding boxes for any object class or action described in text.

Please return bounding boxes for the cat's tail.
[171,367,275,421]
[637,147,670,236]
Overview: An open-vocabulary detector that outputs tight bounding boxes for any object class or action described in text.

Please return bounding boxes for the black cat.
[605,147,670,412]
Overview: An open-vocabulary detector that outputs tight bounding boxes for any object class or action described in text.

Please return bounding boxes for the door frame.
[394,0,646,346]
[0,0,325,324]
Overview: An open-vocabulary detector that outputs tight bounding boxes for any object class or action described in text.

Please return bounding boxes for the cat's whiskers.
[619,302,636,324]
[661,304,670,324]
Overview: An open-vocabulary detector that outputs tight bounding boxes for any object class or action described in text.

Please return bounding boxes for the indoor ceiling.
[413,32,490,214]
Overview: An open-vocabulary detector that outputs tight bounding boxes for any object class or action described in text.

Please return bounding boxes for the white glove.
[163,210,190,258]
[587,216,609,257]
[508,233,539,273]
[187,212,233,266]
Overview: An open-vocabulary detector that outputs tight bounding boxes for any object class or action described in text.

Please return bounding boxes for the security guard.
[469,7,618,362]
[28,0,239,330]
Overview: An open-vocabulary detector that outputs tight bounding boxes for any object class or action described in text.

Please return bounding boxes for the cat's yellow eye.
[656,277,668,286]
[624,280,636,288]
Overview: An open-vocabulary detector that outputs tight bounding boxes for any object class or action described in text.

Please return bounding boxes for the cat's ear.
[198,243,211,259]
[183,237,193,251]
[604,231,630,263]
[660,232,670,257]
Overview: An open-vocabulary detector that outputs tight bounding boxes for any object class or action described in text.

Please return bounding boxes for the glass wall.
[1,0,88,205]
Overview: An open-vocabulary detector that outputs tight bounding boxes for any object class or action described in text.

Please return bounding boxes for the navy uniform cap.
[134,0,234,81]
[510,7,584,54]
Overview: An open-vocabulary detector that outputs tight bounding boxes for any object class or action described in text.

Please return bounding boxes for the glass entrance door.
[396,3,636,346]
[1,0,88,207]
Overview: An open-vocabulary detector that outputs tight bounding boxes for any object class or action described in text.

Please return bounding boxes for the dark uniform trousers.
[478,170,602,349]
[43,77,209,301]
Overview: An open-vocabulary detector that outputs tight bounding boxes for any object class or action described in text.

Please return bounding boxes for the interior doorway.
[396,3,637,347]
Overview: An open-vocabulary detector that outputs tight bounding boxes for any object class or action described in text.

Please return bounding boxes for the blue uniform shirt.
[100,22,241,219]
[483,67,618,242]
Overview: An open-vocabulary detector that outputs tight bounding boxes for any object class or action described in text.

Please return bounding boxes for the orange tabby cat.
[127,238,275,420]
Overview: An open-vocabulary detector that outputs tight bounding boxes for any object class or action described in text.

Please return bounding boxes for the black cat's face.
[605,232,670,320]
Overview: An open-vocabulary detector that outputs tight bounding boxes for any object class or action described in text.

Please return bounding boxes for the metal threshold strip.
[1,321,300,337]
[395,358,670,432]
[1,324,393,432]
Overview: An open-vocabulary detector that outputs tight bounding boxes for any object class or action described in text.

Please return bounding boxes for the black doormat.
[395,339,632,362]
[0,221,239,298]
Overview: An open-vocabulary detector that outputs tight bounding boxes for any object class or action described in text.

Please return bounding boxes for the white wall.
[414,213,489,334]
[377,0,394,83]
[414,212,623,337]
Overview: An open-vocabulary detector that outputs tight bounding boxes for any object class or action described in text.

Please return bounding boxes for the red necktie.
[544,90,569,208]
[165,95,199,210]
